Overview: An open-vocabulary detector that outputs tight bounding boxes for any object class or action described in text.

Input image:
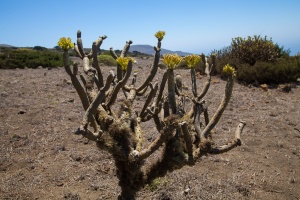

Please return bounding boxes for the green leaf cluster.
[230,35,284,65]
[211,35,298,84]
[97,54,117,66]
[0,48,63,69]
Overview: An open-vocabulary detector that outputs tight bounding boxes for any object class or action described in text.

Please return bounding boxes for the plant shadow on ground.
[0,57,299,199]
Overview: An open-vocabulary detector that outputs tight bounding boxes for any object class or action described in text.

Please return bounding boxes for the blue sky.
[1,0,299,55]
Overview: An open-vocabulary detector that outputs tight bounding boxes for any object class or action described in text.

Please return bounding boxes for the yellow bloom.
[116,57,135,71]
[128,57,136,64]
[184,54,201,68]
[154,31,166,41]
[162,54,182,70]
[57,37,74,51]
[223,64,236,76]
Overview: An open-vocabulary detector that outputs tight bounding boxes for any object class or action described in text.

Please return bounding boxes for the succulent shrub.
[58,30,246,199]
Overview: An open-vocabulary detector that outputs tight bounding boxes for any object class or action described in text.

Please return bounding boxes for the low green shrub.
[231,35,281,65]
[97,54,117,66]
[214,56,300,84]
[212,35,296,84]
[237,57,299,84]
[0,48,63,69]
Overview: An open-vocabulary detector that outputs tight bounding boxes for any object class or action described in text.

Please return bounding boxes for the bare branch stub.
[61,30,246,199]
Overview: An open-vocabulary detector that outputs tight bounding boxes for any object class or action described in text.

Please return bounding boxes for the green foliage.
[0,48,63,69]
[100,50,112,55]
[236,56,300,84]
[97,54,117,66]
[231,35,279,65]
[212,35,296,84]
[213,56,300,84]
[33,46,47,51]
[213,35,290,65]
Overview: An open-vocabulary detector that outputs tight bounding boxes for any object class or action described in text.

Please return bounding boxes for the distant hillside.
[129,44,192,56]
[0,44,16,48]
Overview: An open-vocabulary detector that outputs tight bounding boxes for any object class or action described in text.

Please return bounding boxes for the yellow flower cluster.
[57,37,74,51]
[154,31,166,41]
[116,57,136,71]
[184,54,201,68]
[223,64,236,76]
[162,54,182,70]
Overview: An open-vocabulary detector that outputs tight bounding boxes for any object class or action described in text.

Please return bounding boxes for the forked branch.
[58,30,246,200]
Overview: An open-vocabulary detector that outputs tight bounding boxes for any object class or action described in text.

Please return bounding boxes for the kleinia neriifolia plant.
[58,30,246,199]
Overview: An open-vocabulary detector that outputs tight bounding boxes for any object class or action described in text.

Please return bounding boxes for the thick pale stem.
[136,47,160,92]
[191,68,197,97]
[193,103,203,144]
[74,44,83,59]
[186,56,209,118]
[75,127,101,142]
[69,73,89,110]
[63,51,89,109]
[63,51,71,74]
[175,75,183,96]
[88,35,107,59]
[128,88,137,103]
[134,118,143,152]
[109,47,118,59]
[163,99,170,118]
[155,70,168,107]
[116,64,123,82]
[120,40,132,57]
[136,86,148,96]
[77,30,85,57]
[63,51,98,132]
[181,122,194,163]
[210,121,246,154]
[82,72,114,126]
[204,108,209,126]
[139,83,158,117]
[167,69,176,114]
[157,40,161,49]
[91,42,104,88]
[106,61,132,107]
[201,75,234,139]
[82,56,90,73]
[197,57,212,101]
[108,47,123,81]
[136,125,175,161]
[153,114,162,132]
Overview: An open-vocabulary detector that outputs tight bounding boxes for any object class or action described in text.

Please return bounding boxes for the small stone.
[260,84,268,91]
[269,112,278,117]
[66,98,74,103]
[278,84,291,93]
[63,79,72,85]
[289,177,296,184]
[56,182,64,187]
[18,110,26,114]
[1,92,8,97]
[184,187,190,195]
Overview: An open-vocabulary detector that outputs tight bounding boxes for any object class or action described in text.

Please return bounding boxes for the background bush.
[0,47,63,69]
[236,56,300,84]
[212,35,298,84]
[231,35,280,65]
[97,54,117,66]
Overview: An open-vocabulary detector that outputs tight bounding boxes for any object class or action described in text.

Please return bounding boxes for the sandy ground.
[0,57,300,199]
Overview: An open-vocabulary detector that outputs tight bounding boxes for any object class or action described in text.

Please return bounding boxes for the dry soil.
[0,57,300,199]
